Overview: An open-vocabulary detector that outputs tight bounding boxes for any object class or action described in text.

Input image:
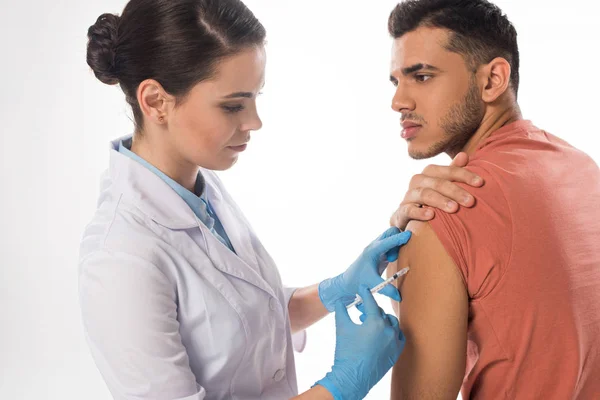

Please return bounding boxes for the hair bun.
[87,13,120,85]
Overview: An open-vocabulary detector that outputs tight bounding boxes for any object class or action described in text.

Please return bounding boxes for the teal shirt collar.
[118,137,214,230]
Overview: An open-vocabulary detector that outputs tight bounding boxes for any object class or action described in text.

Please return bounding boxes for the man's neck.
[449,103,523,158]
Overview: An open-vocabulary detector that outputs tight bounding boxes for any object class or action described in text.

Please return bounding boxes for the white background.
[1,0,599,399]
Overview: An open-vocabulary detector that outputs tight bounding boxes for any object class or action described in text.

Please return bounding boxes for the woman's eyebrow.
[222,91,254,99]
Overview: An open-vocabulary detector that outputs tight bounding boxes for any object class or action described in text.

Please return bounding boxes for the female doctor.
[80,0,484,399]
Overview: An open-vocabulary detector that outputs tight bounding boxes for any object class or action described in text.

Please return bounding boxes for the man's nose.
[391,84,416,114]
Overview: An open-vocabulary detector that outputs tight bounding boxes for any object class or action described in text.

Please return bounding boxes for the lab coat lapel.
[197,220,276,299]
[200,179,276,299]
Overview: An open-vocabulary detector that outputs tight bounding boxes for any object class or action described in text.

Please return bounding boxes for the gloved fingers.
[378,282,402,303]
[356,302,365,314]
[356,302,385,315]
[371,231,412,260]
[334,300,354,327]
[377,249,400,277]
[386,247,400,263]
[377,254,391,276]
[386,314,406,344]
[359,306,386,323]
[383,313,393,327]
[377,226,401,240]
[358,284,381,315]
[386,313,400,330]
[356,302,384,316]
[398,328,406,343]
[389,316,406,345]
[365,275,402,303]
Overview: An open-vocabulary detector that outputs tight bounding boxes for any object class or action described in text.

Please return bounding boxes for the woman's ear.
[479,57,512,103]
[136,79,174,125]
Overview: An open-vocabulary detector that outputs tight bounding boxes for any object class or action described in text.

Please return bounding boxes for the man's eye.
[415,75,432,82]
[222,105,244,113]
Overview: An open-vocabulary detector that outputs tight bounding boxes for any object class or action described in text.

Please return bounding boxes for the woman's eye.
[222,105,244,113]
[415,75,432,82]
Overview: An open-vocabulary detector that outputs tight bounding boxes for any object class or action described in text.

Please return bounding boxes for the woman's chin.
[209,155,239,171]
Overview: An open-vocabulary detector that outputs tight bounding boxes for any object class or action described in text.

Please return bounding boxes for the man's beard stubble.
[410,78,485,160]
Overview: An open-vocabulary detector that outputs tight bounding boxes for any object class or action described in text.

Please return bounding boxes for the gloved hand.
[314,285,406,400]
[318,227,411,311]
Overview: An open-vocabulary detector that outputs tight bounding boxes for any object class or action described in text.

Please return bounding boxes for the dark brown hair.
[86,0,266,131]
[389,0,520,96]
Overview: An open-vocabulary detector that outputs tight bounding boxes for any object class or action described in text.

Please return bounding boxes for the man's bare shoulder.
[394,220,467,312]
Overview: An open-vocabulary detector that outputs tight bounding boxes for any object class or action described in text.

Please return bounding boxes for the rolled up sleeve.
[283,286,307,353]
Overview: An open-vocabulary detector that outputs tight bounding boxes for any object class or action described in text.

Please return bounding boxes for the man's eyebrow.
[401,63,440,75]
[222,92,254,99]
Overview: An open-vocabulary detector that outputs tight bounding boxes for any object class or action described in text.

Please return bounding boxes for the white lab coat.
[79,138,306,400]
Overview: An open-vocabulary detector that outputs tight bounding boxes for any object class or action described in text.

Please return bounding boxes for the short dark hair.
[388,0,520,96]
[86,0,266,131]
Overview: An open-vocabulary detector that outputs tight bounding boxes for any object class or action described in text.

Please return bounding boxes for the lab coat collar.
[108,135,199,230]
[107,136,278,299]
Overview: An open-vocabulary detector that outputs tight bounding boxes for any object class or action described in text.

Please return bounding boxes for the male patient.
[385,0,600,399]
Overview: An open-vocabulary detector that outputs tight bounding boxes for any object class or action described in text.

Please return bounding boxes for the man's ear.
[136,79,175,125]
[478,57,512,103]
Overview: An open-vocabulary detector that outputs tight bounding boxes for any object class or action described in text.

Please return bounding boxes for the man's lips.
[401,121,422,140]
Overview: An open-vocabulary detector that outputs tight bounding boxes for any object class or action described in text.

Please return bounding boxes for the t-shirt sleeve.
[427,163,513,300]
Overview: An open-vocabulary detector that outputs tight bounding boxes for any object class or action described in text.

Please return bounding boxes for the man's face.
[390,26,485,159]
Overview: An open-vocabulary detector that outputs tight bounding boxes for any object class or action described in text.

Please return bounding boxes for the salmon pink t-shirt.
[428,120,600,399]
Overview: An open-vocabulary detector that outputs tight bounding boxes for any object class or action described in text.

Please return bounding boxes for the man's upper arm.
[389,220,468,400]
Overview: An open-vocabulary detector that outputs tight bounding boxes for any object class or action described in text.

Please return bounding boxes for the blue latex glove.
[315,285,406,400]
[319,227,412,311]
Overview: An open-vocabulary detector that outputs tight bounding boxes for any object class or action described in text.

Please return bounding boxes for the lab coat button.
[269,298,277,311]
[273,369,285,382]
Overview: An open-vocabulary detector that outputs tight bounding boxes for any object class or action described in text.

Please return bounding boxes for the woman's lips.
[228,144,248,152]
